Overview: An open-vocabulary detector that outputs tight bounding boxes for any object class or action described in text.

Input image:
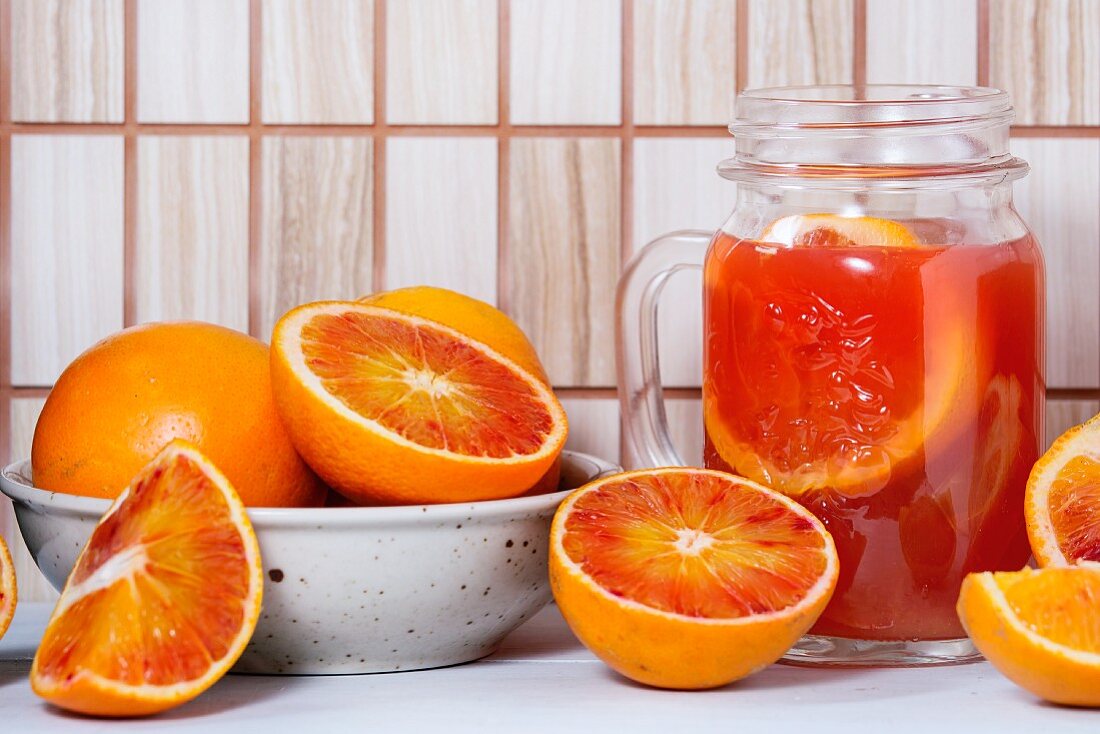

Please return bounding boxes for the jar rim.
[732,85,1012,131]
[725,84,1022,180]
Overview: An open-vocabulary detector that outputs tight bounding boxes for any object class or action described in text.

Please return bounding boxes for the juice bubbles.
[703,228,1043,640]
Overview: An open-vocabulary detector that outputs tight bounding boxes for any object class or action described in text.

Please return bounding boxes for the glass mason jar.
[617,85,1045,666]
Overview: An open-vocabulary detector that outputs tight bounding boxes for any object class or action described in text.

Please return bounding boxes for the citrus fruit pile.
[30,286,566,508]
[958,412,1100,706]
[19,286,569,716]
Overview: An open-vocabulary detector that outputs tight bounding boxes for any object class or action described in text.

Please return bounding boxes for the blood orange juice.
[703,229,1043,640]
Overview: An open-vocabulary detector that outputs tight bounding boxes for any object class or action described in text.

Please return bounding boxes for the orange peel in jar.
[760,214,921,248]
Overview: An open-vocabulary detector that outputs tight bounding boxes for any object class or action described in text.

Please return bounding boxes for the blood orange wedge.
[1026,412,1100,566]
[549,468,839,690]
[270,302,568,505]
[0,535,15,641]
[760,213,921,248]
[31,441,262,717]
[958,565,1100,707]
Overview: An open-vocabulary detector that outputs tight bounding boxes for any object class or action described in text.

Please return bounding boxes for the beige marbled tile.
[990,0,1100,125]
[507,138,621,386]
[136,137,250,331]
[260,137,373,339]
[385,137,498,302]
[3,398,51,600]
[137,0,250,123]
[11,0,124,122]
[1047,399,1100,449]
[11,135,124,386]
[8,398,45,466]
[387,0,497,124]
[510,0,621,125]
[1012,138,1100,388]
[561,398,621,466]
[866,0,977,85]
[263,0,374,124]
[746,0,853,88]
[634,0,737,126]
[633,138,735,388]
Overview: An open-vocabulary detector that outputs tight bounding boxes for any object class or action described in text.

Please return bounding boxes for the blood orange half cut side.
[0,535,15,641]
[271,302,568,505]
[1026,413,1100,566]
[550,468,838,689]
[31,440,262,717]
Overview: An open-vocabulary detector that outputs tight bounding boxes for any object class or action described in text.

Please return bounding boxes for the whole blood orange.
[271,302,568,505]
[32,322,325,507]
[32,441,263,717]
[360,286,549,384]
[550,468,839,689]
[0,535,15,641]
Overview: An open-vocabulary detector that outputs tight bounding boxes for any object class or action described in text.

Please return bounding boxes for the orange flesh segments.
[300,310,554,458]
[560,471,833,619]
[1047,456,1100,563]
[0,536,14,640]
[34,444,259,697]
[995,567,1100,653]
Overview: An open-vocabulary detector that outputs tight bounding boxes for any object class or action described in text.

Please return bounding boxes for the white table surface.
[1,602,1096,733]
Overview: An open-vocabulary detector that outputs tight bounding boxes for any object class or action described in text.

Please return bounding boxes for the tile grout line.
[371,0,388,293]
[617,0,634,464]
[248,0,263,338]
[852,0,867,88]
[2,121,1100,138]
[496,0,511,313]
[122,0,137,329]
[0,0,13,463]
[977,0,990,87]
[735,0,748,93]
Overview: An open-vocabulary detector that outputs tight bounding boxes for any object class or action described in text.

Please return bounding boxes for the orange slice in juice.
[31,441,262,717]
[1026,412,1100,566]
[761,213,921,248]
[550,468,838,689]
[705,214,973,499]
[0,535,15,641]
[958,565,1100,707]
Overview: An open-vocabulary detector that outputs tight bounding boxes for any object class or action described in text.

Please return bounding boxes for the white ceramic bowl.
[0,451,617,675]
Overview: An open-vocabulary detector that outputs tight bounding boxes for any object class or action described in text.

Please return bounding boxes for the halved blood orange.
[1026,412,1100,566]
[31,441,262,717]
[958,565,1100,706]
[0,535,15,641]
[271,302,568,505]
[549,468,839,689]
[760,213,921,248]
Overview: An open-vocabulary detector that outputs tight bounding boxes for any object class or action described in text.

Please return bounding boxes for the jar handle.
[616,231,712,468]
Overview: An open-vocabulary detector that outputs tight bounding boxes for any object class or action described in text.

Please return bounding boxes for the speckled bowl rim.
[0,451,620,527]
